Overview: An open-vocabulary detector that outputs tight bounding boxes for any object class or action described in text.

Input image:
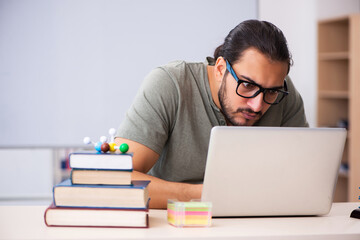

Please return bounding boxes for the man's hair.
[214,19,293,73]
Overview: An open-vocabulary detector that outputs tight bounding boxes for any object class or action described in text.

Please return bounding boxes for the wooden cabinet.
[317,15,360,202]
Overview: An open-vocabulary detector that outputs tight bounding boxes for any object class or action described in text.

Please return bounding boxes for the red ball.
[101,143,110,153]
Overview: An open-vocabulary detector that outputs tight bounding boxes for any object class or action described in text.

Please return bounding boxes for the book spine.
[70,170,74,185]
[43,206,50,227]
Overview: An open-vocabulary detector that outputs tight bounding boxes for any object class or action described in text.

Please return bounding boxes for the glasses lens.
[264,90,281,104]
[237,82,260,97]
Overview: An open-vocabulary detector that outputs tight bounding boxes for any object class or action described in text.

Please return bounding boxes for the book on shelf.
[44,204,149,228]
[71,169,132,185]
[69,151,133,170]
[53,179,150,209]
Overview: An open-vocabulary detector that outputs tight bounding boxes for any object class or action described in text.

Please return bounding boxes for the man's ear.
[214,57,227,82]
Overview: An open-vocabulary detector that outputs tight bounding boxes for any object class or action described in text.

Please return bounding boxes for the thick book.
[71,169,132,185]
[69,152,133,170]
[54,179,150,209]
[44,204,149,228]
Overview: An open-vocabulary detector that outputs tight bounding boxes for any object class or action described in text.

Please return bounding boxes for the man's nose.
[247,92,266,113]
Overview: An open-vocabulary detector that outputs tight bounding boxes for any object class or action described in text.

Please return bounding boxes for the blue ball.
[95,141,102,152]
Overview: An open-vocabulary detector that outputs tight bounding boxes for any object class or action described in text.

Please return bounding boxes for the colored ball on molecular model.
[83,137,91,145]
[101,143,110,153]
[119,143,129,153]
[109,128,116,136]
[109,142,117,152]
[100,136,107,143]
[95,141,102,152]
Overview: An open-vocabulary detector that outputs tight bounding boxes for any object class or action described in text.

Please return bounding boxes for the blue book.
[69,151,133,170]
[53,179,150,209]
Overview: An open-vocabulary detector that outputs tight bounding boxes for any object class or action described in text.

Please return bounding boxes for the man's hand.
[115,137,203,209]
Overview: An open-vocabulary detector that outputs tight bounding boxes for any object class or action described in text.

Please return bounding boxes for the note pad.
[167,199,212,227]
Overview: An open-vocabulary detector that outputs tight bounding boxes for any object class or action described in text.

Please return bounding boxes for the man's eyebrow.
[240,74,284,89]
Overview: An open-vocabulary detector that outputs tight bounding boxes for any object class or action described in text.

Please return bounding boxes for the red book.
[44,204,149,228]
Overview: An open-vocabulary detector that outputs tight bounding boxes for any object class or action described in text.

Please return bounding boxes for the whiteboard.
[0,0,257,146]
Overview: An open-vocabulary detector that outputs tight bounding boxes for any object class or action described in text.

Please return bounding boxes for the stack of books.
[44,152,150,228]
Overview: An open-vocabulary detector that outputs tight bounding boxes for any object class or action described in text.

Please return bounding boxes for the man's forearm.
[131,171,203,209]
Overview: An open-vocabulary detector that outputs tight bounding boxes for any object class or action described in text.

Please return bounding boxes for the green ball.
[119,143,129,153]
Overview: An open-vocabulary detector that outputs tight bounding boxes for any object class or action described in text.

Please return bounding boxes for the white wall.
[259,0,360,127]
[317,0,360,20]
[0,0,257,147]
[258,0,317,127]
[0,149,53,199]
[3,0,358,145]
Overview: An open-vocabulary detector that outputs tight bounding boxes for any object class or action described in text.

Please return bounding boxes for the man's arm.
[115,137,202,209]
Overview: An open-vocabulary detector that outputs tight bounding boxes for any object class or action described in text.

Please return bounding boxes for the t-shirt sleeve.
[281,76,309,127]
[116,67,179,154]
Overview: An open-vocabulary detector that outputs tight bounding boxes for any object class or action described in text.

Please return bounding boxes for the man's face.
[216,48,288,126]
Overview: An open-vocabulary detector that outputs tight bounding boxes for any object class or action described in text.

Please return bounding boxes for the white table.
[0,202,360,240]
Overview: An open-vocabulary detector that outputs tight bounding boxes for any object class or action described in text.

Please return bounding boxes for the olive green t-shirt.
[116,59,308,183]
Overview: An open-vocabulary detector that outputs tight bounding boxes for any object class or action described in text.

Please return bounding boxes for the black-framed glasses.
[225,59,289,105]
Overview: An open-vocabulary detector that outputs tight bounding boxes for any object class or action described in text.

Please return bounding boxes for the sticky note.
[167,199,212,227]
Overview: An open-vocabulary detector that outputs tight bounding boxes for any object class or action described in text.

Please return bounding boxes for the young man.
[115,20,308,208]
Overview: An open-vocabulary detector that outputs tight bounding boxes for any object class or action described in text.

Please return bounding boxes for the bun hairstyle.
[214,20,293,73]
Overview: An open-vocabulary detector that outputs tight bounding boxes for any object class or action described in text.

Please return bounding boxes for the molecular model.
[83,128,129,153]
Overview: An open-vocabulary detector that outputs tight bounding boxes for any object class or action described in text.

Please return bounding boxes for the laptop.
[201,126,347,217]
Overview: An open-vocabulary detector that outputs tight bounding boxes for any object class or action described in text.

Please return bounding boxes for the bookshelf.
[317,15,360,202]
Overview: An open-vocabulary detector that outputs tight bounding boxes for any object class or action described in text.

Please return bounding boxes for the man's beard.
[218,75,262,126]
